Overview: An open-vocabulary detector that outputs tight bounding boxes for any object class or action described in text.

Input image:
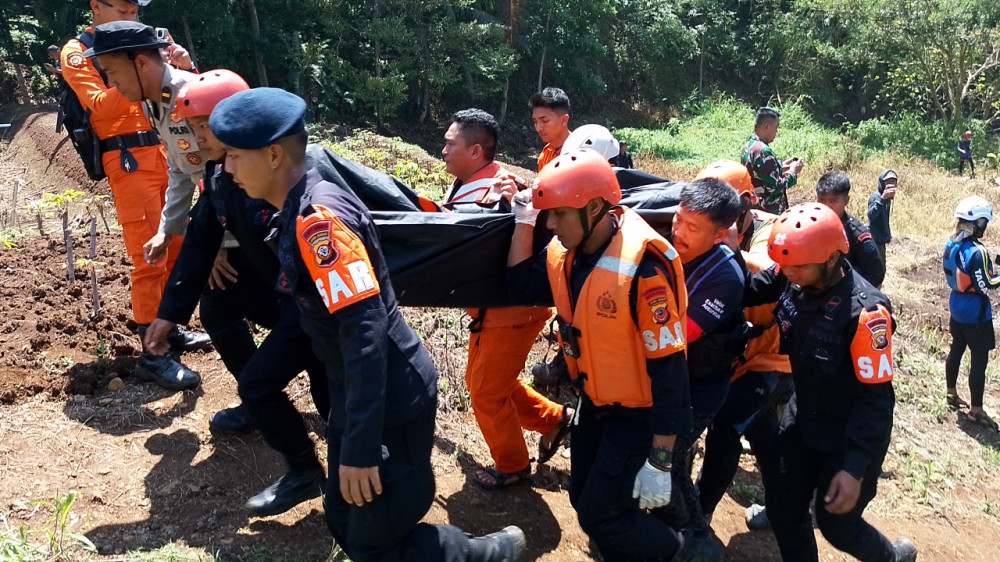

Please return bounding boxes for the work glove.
[632,459,672,510]
[512,189,539,226]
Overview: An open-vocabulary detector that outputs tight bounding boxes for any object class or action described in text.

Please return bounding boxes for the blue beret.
[210,88,307,150]
[84,21,169,59]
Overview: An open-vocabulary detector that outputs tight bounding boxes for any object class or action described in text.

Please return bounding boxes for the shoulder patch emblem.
[67,53,84,68]
[300,219,338,267]
[865,315,889,350]
[186,153,202,166]
[858,232,873,242]
[643,286,670,325]
[170,112,183,124]
[177,139,190,151]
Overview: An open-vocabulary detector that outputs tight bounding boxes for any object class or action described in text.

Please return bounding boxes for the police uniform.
[210,87,525,561]
[511,207,693,561]
[746,264,898,561]
[842,212,885,287]
[156,161,330,476]
[141,64,205,239]
[943,235,1000,408]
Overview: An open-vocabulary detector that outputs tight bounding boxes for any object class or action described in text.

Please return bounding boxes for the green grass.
[614,97,999,173]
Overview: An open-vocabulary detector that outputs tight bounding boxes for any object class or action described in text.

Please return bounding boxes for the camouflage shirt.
[741,133,797,214]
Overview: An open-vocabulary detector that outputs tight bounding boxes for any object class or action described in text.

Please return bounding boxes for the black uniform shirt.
[277,169,437,468]
[843,212,885,287]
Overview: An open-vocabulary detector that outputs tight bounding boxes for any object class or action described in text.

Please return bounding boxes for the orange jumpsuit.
[62,29,183,325]
[445,161,562,474]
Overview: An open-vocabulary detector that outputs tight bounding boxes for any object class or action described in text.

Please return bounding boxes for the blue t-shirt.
[944,237,1000,323]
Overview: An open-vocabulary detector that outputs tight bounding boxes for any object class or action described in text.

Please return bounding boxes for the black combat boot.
[893,538,918,562]
[468,525,527,562]
[166,325,214,352]
[209,404,256,433]
[134,351,201,391]
[246,466,326,517]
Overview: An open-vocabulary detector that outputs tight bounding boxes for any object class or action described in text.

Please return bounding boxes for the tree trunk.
[245,0,269,86]
[499,77,509,124]
[372,0,383,129]
[13,62,29,103]
[181,15,197,66]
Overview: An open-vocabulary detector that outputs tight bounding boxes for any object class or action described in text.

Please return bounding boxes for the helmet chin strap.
[577,201,611,250]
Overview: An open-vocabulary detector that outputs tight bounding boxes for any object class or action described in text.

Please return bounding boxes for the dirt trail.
[1,106,999,561]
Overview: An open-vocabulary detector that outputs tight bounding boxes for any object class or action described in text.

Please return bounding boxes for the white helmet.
[955,196,993,222]
[561,124,619,161]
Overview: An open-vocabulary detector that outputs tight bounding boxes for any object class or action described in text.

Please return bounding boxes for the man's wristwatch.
[648,447,673,472]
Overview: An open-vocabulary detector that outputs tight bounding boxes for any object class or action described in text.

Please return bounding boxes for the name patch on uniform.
[170,125,192,135]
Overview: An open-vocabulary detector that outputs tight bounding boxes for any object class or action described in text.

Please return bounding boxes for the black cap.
[83,21,169,59]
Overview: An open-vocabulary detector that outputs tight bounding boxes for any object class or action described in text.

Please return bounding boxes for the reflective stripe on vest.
[546,207,685,408]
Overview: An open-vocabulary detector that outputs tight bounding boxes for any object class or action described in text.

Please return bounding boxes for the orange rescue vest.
[546,207,686,407]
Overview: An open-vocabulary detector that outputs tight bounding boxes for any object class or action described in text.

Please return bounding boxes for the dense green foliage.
[2,0,999,136]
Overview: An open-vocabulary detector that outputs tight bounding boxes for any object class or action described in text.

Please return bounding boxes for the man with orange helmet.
[744,203,916,562]
[142,71,332,517]
[506,150,718,561]
[440,109,568,490]
[61,0,208,390]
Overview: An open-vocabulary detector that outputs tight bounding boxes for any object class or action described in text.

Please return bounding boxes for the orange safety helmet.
[696,159,758,206]
[533,149,621,210]
[767,203,849,266]
[175,69,250,119]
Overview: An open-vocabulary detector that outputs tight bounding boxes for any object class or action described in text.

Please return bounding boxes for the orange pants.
[104,146,182,325]
[466,313,563,474]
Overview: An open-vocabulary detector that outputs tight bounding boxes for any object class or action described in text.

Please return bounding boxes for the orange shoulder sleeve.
[850,304,894,384]
[296,204,381,314]
[637,268,686,359]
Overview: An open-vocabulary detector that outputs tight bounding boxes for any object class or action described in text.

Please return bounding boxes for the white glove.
[512,190,539,226]
[632,459,672,510]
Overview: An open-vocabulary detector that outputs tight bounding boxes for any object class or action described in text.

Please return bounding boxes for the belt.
[99,130,161,153]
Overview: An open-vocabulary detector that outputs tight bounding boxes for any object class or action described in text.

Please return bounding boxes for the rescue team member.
[741,107,803,214]
[210,87,527,561]
[744,203,917,562]
[659,177,744,546]
[943,196,1000,431]
[86,21,205,265]
[529,87,572,170]
[815,171,886,287]
[691,161,792,526]
[144,71,333,516]
[506,150,716,562]
[441,109,568,489]
[867,170,897,266]
[62,0,208,390]
[958,130,975,179]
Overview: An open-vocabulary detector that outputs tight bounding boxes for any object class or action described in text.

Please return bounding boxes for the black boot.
[671,531,724,562]
[134,351,201,391]
[167,325,214,352]
[468,525,527,562]
[209,404,256,433]
[246,467,325,517]
[893,538,918,562]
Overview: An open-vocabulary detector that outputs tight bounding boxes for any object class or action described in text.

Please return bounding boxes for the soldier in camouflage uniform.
[741,107,803,214]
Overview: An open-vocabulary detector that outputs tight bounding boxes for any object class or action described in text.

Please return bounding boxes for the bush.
[847,115,996,170]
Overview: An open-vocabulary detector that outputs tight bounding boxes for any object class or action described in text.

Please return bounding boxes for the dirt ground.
[1,107,1000,561]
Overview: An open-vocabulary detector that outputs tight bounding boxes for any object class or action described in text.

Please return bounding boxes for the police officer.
[62,0,208,389]
[943,196,1000,430]
[143,70,331,517]
[815,171,886,287]
[506,150,715,561]
[744,203,916,562]
[209,87,526,561]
